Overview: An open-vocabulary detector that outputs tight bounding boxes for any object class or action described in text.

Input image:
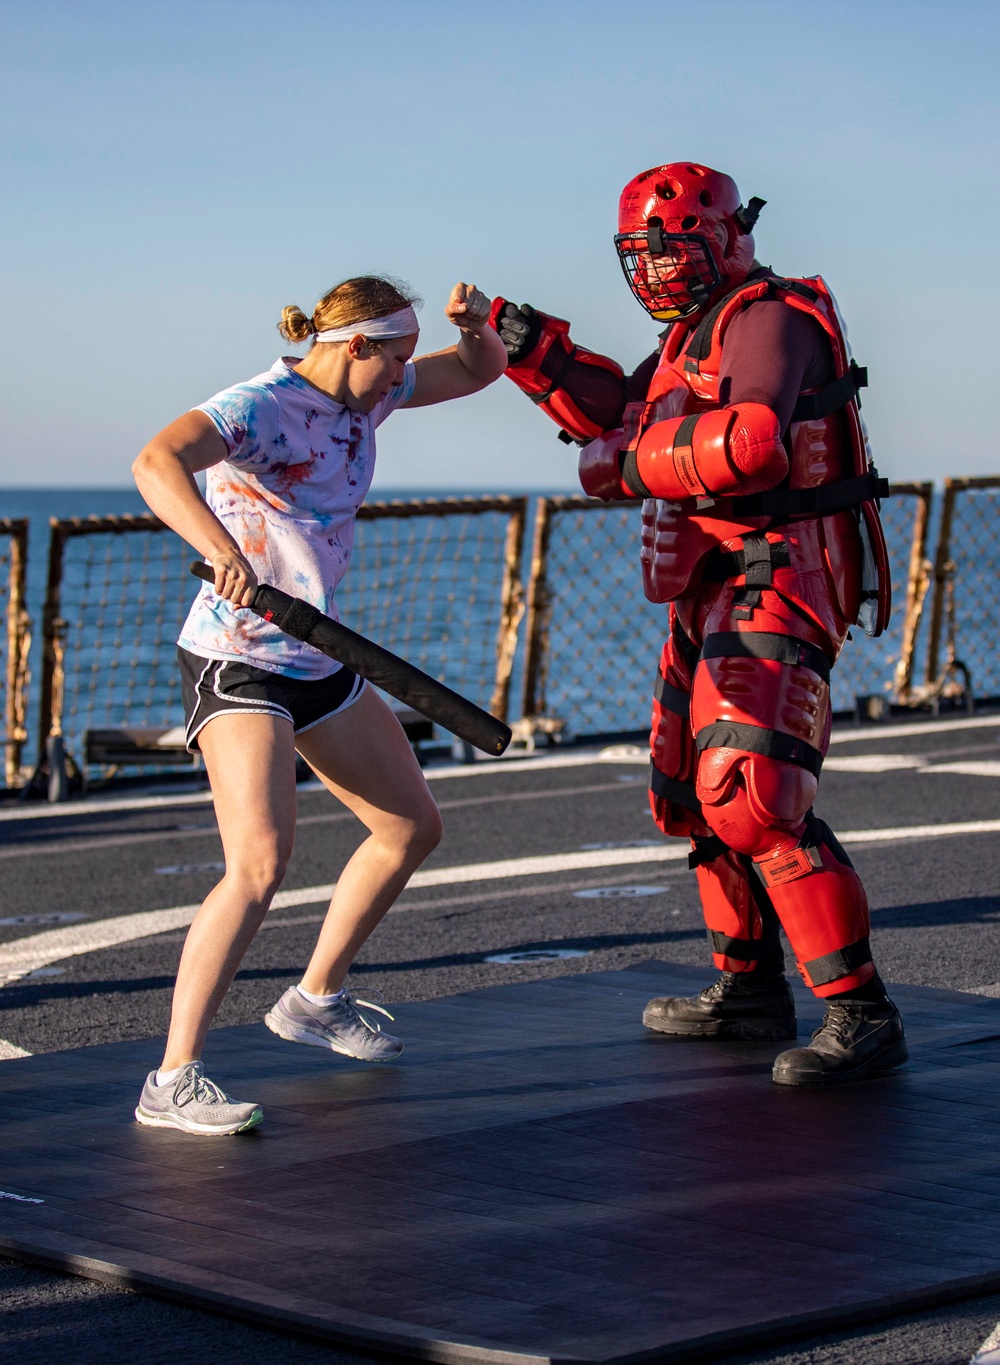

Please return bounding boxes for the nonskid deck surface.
[2,961,1000,1364]
[4,716,1000,1362]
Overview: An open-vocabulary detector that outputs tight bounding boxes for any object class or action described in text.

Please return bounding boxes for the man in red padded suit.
[491,162,907,1086]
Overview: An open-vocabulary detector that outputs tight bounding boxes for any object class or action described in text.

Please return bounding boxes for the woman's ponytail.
[278,305,316,343]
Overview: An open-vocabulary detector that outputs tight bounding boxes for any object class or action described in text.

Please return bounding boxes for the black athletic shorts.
[178,647,366,753]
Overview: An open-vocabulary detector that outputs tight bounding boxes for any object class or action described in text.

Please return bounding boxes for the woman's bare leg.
[294,687,443,994]
[160,713,297,1070]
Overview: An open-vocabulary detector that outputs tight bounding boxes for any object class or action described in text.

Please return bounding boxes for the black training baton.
[189,563,512,756]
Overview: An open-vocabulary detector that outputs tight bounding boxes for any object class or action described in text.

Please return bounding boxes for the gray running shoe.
[134,1062,263,1135]
[265,986,403,1061]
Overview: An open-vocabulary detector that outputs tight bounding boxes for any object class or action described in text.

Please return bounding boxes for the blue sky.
[1,0,997,489]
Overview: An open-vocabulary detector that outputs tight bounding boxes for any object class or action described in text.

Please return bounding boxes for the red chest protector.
[636,274,890,636]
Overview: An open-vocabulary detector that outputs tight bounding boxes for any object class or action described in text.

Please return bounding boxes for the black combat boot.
[643,970,798,1041]
[772,988,907,1086]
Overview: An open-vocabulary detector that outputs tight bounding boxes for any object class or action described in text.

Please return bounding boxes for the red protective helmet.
[615,163,765,322]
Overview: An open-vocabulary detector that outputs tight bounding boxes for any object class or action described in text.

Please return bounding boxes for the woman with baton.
[132,275,507,1134]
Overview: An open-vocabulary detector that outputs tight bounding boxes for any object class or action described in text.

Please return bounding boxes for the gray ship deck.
[2,712,1000,1363]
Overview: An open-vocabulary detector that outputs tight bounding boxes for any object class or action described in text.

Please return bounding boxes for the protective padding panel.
[2,964,1000,1364]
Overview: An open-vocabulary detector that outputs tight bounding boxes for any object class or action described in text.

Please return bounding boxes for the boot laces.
[702,972,737,1001]
[815,1000,860,1047]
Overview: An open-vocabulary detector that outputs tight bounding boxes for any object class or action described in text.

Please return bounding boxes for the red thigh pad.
[692,652,830,752]
[689,632,832,851]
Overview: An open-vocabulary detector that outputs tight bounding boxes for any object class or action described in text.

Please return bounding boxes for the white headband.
[312,305,420,343]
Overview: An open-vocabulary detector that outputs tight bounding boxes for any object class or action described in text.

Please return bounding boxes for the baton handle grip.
[188,561,512,756]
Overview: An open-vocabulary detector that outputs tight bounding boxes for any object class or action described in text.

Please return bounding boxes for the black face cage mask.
[613,227,722,321]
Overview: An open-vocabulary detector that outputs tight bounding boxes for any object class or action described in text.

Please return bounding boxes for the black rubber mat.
[2,961,1000,1364]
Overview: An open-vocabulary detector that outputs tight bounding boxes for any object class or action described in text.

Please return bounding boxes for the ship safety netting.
[925,478,1000,703]
[521,487,932,738]
[40,499,526,776]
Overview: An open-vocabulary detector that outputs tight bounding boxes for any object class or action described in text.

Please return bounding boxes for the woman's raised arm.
[405,283,507,407]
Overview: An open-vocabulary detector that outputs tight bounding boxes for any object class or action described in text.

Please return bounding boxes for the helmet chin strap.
[687,278,713,310]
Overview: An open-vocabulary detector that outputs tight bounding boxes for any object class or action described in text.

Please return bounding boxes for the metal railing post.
[925,480,958,687]
[489,496,527,722]
[2,519,30,787]
[890,482,933,703]
[520,498,555,725]
[37,518,68,766]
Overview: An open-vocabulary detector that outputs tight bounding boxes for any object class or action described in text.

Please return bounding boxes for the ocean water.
[0,487,553,772]
[0,486,940,776]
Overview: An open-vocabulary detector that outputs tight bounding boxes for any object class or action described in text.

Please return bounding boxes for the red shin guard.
[753,818,873,996]
[692,837,783,976]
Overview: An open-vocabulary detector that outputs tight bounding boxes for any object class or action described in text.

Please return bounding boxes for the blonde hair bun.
[277,276,421,346]
[278,304,316,343]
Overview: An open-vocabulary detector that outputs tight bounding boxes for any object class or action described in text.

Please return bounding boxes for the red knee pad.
[753,818,873,996]
[698,763,817,856]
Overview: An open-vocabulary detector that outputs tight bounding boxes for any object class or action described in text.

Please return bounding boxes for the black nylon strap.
[685,270,774,362]
[723,472,889,522]
[803,936,873,988]
[703,539,791,584]
[649,761,702,813]
[688,834,729,869]
[672,615,700,674]
[276,598,322,642]
[791,361,868,422]
[708,930,765,963]
[777,278,820,302]
[742,534,774,590]
[695,721,824,777]
[675,413,700,448]
[733,534,772,616]
[621,448,652,498]
[653,671,690,719]
[700,631,832,685]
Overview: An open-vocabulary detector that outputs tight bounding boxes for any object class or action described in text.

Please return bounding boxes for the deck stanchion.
[1,518,30,789]
[922,475,1000,708]
[891,482,934,704]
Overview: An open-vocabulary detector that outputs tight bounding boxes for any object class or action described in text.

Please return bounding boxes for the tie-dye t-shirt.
[177,356,416,679]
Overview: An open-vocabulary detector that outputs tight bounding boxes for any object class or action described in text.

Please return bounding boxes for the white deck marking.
[823,754,925,772]
[919,760,1000,777]
[971,1323,1000,1363]
[0,749,649,824]
[3,815,1000,986]
[0,787,219,823]
[0,780,633,861]
[4,714,1000,825]
[148,868,692,944]
[827,714,1000,743]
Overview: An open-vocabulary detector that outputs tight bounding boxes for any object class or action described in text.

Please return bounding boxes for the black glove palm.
[496,302,541,363]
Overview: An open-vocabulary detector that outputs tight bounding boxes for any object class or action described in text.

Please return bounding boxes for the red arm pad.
[624,402,788,501]
[490,297,624,443]
[578,430,639,501]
